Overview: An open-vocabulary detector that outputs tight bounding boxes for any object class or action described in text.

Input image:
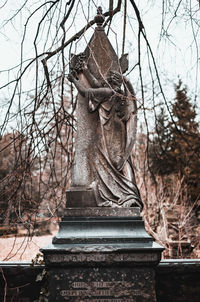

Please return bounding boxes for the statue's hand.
[67,73,74,82]
[67,70,77,82]
[76,60,88,73]
[81,61,88,72]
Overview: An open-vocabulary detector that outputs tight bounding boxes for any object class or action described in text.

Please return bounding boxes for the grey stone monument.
[41,7,164,302]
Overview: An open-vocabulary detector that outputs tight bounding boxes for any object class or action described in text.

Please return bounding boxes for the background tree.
[168,81,200,205]
[145,80,200,257]
[149,107,171,176]
[150,80,200,206]
[0,132,40,226]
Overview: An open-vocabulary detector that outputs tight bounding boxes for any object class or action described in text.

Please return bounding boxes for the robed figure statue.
[68,59,143,209]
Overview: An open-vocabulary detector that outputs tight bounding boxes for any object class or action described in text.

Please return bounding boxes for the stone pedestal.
[41,208,163,301]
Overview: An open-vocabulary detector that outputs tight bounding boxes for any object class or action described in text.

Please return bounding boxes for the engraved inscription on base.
[59,281,146,301]
[49,266,156,301]
[49,252,158,264]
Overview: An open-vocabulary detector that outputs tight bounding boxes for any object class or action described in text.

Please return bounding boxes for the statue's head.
[107,70,123,88]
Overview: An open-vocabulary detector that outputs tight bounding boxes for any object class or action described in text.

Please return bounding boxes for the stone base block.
[66,187,97,207]
[47,263,156,302]
[41,207,164,301]
[52,208,153,246]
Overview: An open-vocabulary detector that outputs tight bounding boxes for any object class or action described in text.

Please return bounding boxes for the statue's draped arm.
[68,72,113,105]
[68,74,87,97]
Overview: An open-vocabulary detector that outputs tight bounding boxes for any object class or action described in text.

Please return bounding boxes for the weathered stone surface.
[70,24,121,190]
[84,26,120,82]
[63,207,140,217]
[48,266,156,302]
[51,209,154,245]
[71,90,98,188]
[68,8,142,208]
[41,8,164,302]
[66,188,97,207]
[1,260,200,302]
[42,208,163,300]
[44,250,161,267]
[42,206,163,300]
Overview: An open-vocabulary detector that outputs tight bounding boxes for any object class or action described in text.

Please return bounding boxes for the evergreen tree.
[150,80,200,205]
[149,107,172,175]
[168,80,200,203]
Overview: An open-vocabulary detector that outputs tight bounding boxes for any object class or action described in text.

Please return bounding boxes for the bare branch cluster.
[0,0,199,259]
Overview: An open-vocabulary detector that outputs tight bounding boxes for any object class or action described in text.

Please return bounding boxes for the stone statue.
[42,11,163,302]
[68,58,143,209]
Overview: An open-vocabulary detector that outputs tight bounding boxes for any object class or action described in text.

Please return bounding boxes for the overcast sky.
[0,0,199,129]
